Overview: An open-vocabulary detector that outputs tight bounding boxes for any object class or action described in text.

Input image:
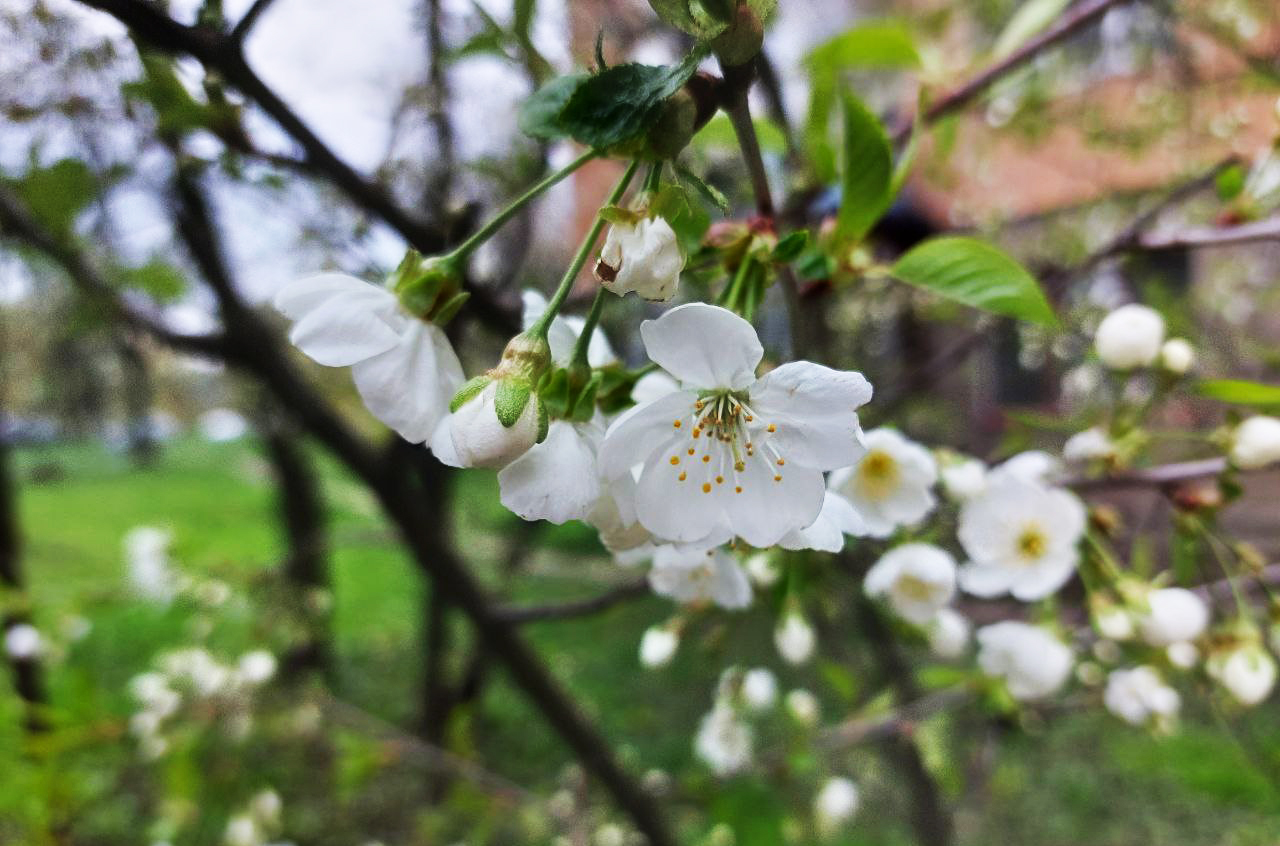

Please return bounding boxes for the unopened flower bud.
[710,2,765,67]
[774,611,815,665]
[784,688,820,726]
[1137,587,1209,647]
[596,216,683,301]
[639,625,679,668]
[1230,415,1280,470]
[740,667,778,711]
[1095,304,1165,369]
[1210,641,1277,706]
[448,378,545,469]
[1159,338,1195,374]
[813,777,860,834]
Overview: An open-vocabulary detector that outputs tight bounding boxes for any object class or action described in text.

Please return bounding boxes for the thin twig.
[1066,457,1228,491]
[1137,217,1280,251]
[229,0,279,42]
[494,578,650,625]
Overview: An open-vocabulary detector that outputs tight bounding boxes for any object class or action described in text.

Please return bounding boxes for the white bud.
[927,608,971,658]
[237,650,277,686]
[1214,644,1278,706]
[1137,587,1208,647]
[1093,604,1135,642]
[813,777,860,833]
[740,668,778,711]
[596,217,683,302]
[774,613,815,665]
[1159,338,1195,374]
[1166,641,1199,669]
[449,380,542,469]
[4,623,41,660]
[1094,304,1165,369]
[249,788,282,827]
[744,552,781,587]
[593,823,626,846]
[224,814,259,846]
[639,626,679,669]
[1104,665,1180,725]
[939,457,987,501]
[1063,427,1117,464]
[784,689,820,726]
[1230,415,1280,470]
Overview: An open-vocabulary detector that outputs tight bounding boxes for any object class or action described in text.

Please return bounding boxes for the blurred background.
[2,0,1280,844]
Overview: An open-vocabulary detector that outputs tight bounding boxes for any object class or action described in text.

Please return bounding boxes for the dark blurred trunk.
[0,422,48,733]
[117,337,159,466]
[260,411,332,680]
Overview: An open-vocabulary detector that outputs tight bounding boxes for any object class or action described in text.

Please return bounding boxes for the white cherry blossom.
[927,608,972,658]
[779,491,866,553]
[4,623,41,660]
[1209,643,1277,706]
[864,543,957,624]
[1230,415,1280,470]
[939,454,987,501]
[813,777,860,833]
[1104,666,1180,725]
[958,476,1086,601]
[1159,338,1195,374]
[775,611,816,665]
[976,622,1074,701]
[1063,427,1118,464]
[785,689,820,725]
[596,216,683,302]
[694,703,752,776]
[740,668,778,711]
[1095,303,1165,369]
[600,303,872,548]
[499,415,604,524]
[1136,587,1208,647]
[827,428,936,538]
[988,450,1063,487]
[274,273,464,443]
[648,545,752,609]
[639,626,680,668]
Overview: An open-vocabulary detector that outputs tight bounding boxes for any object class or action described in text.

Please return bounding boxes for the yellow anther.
[773,474,782,482]
[734,461,745,472]
[670,456,680,465]
[735,486,743,493]
[767,423,777,433]
[745,415,753,422]
[776,458,785,466]
[687,448,695,456]
[701,455,711,464]
[678,471,687,481]
[673,420,682,428]
[715,475,724,484]
[702,483,712,493]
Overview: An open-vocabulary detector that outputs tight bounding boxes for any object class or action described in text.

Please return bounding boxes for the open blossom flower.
[1136,587,1208,647]
[828,428,936,538]
[779,491,866,553]
[976,622,1074,701]
[600,304,872,548]
[785,689,820,725]
[957,476,1086,601]
[864,543,957,625]
[1104,666,1180,726]
[928,608,971,658]
[1230,415,1280,470]
[648,545,752,609]
[596,216,683,301]
[989,450,1063,487]
[813,776,860,833]
[1209,643,1277,706]
[694,703,752,776]
[274,273,464,443]
[939,454,987,501]
[1094,303,1165,369]
[775,611,816,665]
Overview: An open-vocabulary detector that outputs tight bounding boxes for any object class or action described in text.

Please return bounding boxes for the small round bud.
[1094,303,1165,369]
[774,612,815,665]
[710,3,765,68]
[813,777,860,833]
[1230,415,1280,470]
[740,667,777,711]
[448,378,543,469]
[784,688,820,726]
[639,626,679,668]
[596,217,683,302]
[644,88,698,160]
[1159,338,1195,374]
[927,607,971,658]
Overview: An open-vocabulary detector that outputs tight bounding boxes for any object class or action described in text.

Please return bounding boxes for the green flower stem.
[530,159,641,339]
[570,287,609,368]
[447,148,597,263]
[643,160,664,194]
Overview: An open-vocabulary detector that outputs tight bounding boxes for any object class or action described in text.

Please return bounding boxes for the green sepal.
[599,205,644,226]
[594,365,647,414]
[567,370,605,422]
[493,379,533,428]
[539,367,573,419]
[449,375,491,413]
[430,291,470,326]
[771,231,809,263]
[536,396,550,444]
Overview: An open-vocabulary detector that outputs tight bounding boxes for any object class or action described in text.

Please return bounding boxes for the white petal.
[958,562,1016,597]
[273,272,394,320]
[749,362,873,470]
[277,274,402,367]
[350,323,463,443]
[729,461,825,548]
[779,491,863,552]
[639,303,762,390]
[429,416,463,467]
[635,445,733,544]
[599,390,698,479]
[499,422,601,524]
[1009,557,1077,601]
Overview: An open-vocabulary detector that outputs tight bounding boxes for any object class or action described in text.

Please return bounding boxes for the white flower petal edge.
[648,544,752,609]
[864,543,957,625]
[638,303,762,390]
[498,419,603,524]
[779,490,865,553]
[830,428,936,538]
[976,621,1073,701]
[273,273,464,444]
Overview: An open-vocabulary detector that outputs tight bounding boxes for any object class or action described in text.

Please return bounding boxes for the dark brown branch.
[1067,457,1228,492]
[230,0,279,42]
[494,578,650,625]
[0,187,229,360]
[75,0,518,331]
[890,0,1135,143]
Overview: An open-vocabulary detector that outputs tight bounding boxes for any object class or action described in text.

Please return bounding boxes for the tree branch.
[494,578,650,625]
[230,0,279,43]
[1137,216,1280,251]
[1066,457,1228,492]
[890,0,1135,143]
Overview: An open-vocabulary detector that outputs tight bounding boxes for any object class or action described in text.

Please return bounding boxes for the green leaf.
[120,258,186,303]
[804,20,921,72]
[836,94,892,242]
[1216,164,1246,201]
[672,162,729,213]
[555,48,706,149]
[890,236,1058,326]
[494,379,532,427]
[11,159,97,238]
[992,0,1071,59]
[1196,379,1280,407]
[771,231,809,263]
[646,0,732,38]
[518,73,587,140]
[691,113,788,154]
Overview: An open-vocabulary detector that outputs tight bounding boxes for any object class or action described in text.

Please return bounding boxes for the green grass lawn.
[3,436,1279,845]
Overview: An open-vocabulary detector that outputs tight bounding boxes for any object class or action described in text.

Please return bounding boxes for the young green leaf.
[673,162,730,213]
[890,236,1058,326]
[518,73,587,140]
[804,20,921,72]
[11,159,97,238]
[992,0,1071,59]
[771,231,810,263]
[1196,380,1280,407]
[836,94,892,242]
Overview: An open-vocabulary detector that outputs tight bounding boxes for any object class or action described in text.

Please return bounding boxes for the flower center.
[895,574,936,602]
[665,391,786,494]
[1016,525,1048,561]
[856,450,900,500]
